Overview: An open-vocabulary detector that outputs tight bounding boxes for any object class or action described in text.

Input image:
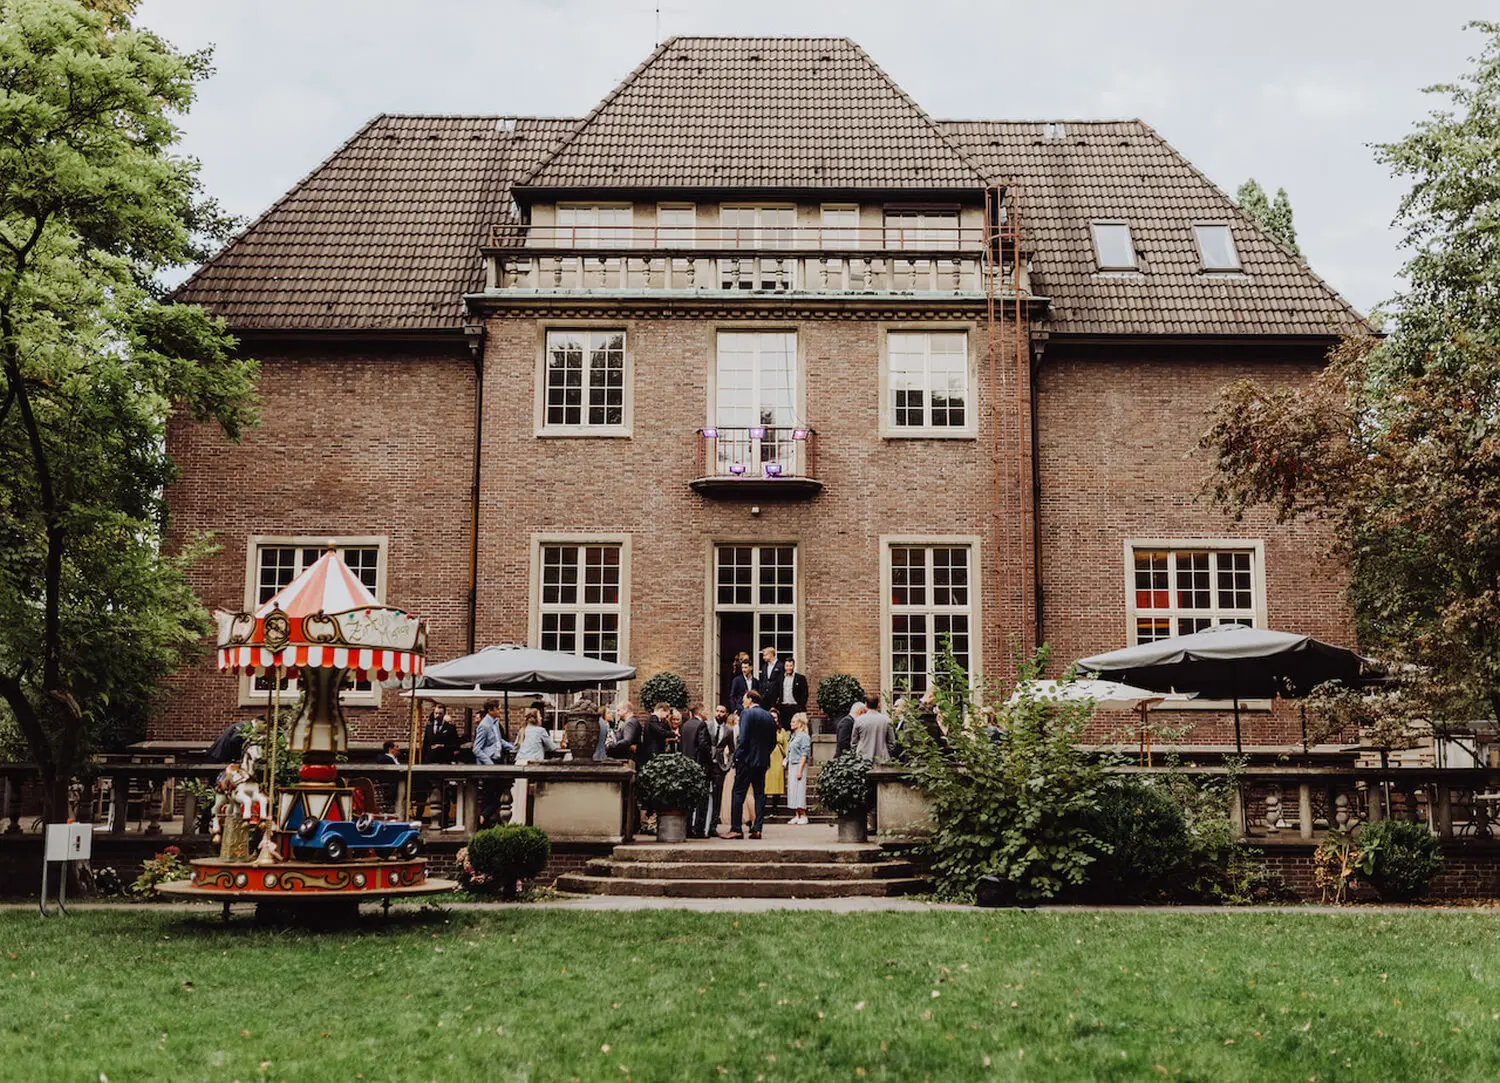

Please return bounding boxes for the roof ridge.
[841,39,990,186]
[172,113,388,302]
[935,117,1144,127]
[1130,118,1372,332]
[515,39,675,189]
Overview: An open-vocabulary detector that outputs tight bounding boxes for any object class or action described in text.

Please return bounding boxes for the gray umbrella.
[419,644,636,693]
[1076,624,1380,754]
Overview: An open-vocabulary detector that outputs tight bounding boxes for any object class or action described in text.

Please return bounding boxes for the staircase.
[556,837,924,899]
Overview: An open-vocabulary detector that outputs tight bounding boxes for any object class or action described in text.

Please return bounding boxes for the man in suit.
[605,702,643,765]
[757,646,780,703]
[774,656,809,728]
[419,704,462,827]
[705,704,731,835]
[835,701,865,757]
[678,703,713,838]
[642,702,673,763]
[724,690,777,839]
[379,741,401,764]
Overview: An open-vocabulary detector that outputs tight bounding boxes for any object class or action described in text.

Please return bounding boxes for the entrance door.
[717,611,754,710]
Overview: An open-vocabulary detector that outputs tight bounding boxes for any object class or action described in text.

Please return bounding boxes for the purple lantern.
[764,463,783,478]
[729,462,746,476]
[702,427,719,440]
[748,426,767,440]
[792,429,808,441]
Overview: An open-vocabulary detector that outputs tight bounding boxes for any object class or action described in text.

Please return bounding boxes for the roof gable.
[942,119,1370,337]
[518,37,988,193]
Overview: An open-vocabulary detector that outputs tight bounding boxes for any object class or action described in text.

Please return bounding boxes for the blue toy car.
[293,814,423,861]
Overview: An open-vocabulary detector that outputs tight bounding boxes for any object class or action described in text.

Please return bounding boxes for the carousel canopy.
[215,548,425,681]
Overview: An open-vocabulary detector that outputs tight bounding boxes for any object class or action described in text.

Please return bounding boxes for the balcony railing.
[483,224,1024,295]
[691,426,821,498]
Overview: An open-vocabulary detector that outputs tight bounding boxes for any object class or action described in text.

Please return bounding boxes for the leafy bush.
[1359,819,1443,901]
[131,846,190,897]
[465,825,552,899]
[902,648,1111,902]
[636,752,709,812]
[1085,779,1202,902]
[1313,830,1363,904]
[817,674,866,722]
[816,752,874,817]
[639,672,689,711]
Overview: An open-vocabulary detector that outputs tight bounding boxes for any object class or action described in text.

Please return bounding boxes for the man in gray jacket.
[851,694,894,764]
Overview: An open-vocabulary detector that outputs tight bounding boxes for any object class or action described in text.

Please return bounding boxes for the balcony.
[691,426,821,499]
[482,224,1024,296]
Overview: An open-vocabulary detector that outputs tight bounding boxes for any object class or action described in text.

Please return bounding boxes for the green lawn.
[3,907,1499,1081]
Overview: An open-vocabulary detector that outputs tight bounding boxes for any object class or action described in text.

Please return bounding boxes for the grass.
[3,907,1500,1081]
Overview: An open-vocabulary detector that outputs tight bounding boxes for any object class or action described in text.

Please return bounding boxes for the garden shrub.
[816,674,866,723]
[131,846,189,897]
[639,672,689,711]
[1359,819,1443,901]
[636,752,709,812]
[815,752,874,817]
[466,825,552,899]
[1085,778,1201,902]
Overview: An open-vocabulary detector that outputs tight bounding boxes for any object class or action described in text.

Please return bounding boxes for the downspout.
[1030,336,1045,652]
[464,320,485,657]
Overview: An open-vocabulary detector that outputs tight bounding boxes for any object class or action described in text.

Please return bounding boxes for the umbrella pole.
[1232,694,1243,757]
[504,691,510,740]
[405,674,420,819]
[268,663,280,812]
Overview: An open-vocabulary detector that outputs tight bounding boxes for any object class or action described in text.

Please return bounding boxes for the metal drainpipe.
[1030,339,1045,651]
[465,322,485,657]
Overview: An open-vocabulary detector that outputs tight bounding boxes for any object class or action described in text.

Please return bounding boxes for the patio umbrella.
[1007,679,1196,764]
[418,645,636,692]
[1075,624,1378,754]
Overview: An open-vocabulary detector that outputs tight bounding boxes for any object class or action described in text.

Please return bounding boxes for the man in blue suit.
[723,689,777,839]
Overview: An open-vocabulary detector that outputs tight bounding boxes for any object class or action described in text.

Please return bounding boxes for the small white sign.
[44,823,92,862]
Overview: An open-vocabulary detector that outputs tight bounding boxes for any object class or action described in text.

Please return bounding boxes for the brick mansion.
[161,36,1369,747]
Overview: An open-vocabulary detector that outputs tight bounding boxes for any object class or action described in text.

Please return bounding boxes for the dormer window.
[1194,224,1240,271]
[1091,221,1136,271]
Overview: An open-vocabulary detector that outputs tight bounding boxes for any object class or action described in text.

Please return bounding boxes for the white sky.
[136,0,1486,316]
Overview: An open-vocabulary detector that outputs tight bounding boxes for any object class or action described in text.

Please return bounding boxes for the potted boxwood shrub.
[817,752,874,842]
[639,671,690,711]
[817,674,866,736]
[466,824,552,899]
[637,752,709,843]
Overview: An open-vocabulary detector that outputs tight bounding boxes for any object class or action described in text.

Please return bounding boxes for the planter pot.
[564,710,601,762]
[836,813,868,843]
[656,810,688,843]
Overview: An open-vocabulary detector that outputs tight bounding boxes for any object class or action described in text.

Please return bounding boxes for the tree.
[0,0,257,822]
[1201,23,1500,725]
[1236,178,1301,257]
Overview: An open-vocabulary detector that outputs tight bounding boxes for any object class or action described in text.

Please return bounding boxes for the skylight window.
[1194,224,1240,271]
[1091,222,1136,271]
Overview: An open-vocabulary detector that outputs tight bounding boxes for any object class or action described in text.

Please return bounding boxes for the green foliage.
[816,673,865,721]
[1314,829,1364,904]
[902,647,1110,902]
[636,751,708,812]
[639,672,689,711]
[130,845,188,897]
[464,825,551,898]
[1358,818,1444,901]
[1203,25,1500,727]
[814,752,874,817]
[1236,177,1302,257]
[1084,778,1203,902]
[0,0,258,819]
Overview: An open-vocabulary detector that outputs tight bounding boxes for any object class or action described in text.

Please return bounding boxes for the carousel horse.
[212,740,271,843]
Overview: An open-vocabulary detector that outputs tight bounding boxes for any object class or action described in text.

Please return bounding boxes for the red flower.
[163,845,182,856]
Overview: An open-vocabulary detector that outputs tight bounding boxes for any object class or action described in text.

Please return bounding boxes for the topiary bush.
[466,824,552,899]
[1085,779,1203,902]
[637,752,709,812]
[817,674,866,722]
[639,671,689,711]
[816,752,874,817]
[1358,818,1443,901]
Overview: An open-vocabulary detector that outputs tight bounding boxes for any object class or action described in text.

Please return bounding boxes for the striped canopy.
[215,548,425,681]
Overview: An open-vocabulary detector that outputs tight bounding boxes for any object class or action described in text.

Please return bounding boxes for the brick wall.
[158,340,478,743]
[1035,344,1355,745]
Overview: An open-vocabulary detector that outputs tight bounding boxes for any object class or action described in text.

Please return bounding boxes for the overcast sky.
[135,0,1485,316]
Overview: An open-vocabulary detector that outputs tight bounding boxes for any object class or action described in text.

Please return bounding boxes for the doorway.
[717,612,754,710]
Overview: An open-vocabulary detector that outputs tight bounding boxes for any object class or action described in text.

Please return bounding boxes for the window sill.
[536,427,633,439]
[880,428,978,441]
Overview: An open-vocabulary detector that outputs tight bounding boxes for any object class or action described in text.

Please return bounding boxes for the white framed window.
[714,330,798,428]
[820,204,860,248]
[1091,221,1137,271]
[240,536,388,707]
[556,204,632,247]
[658,204,696,248]
[881,539,979,695]
[714,544,798,658]
[540,329,628,433]
[1194,223,1240,271]
[883,209,960,251]
[1126,541,1266,644]
[530,535,631,727]
[884,331,970,435]
[720,205,795,247]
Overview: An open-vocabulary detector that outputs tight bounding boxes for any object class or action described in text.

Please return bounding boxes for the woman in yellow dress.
[764,710,788,803]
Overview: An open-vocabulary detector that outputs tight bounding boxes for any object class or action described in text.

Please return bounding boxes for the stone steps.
[609,843,883,864]
[554,874,925,898]
[588,858,917,881]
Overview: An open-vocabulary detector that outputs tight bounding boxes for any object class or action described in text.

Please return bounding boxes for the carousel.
[159,546,458,919]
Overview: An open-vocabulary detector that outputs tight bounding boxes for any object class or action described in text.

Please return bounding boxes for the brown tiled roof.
[942,119,1370,337]
[173,114,572,332]
[516,37,987,192]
